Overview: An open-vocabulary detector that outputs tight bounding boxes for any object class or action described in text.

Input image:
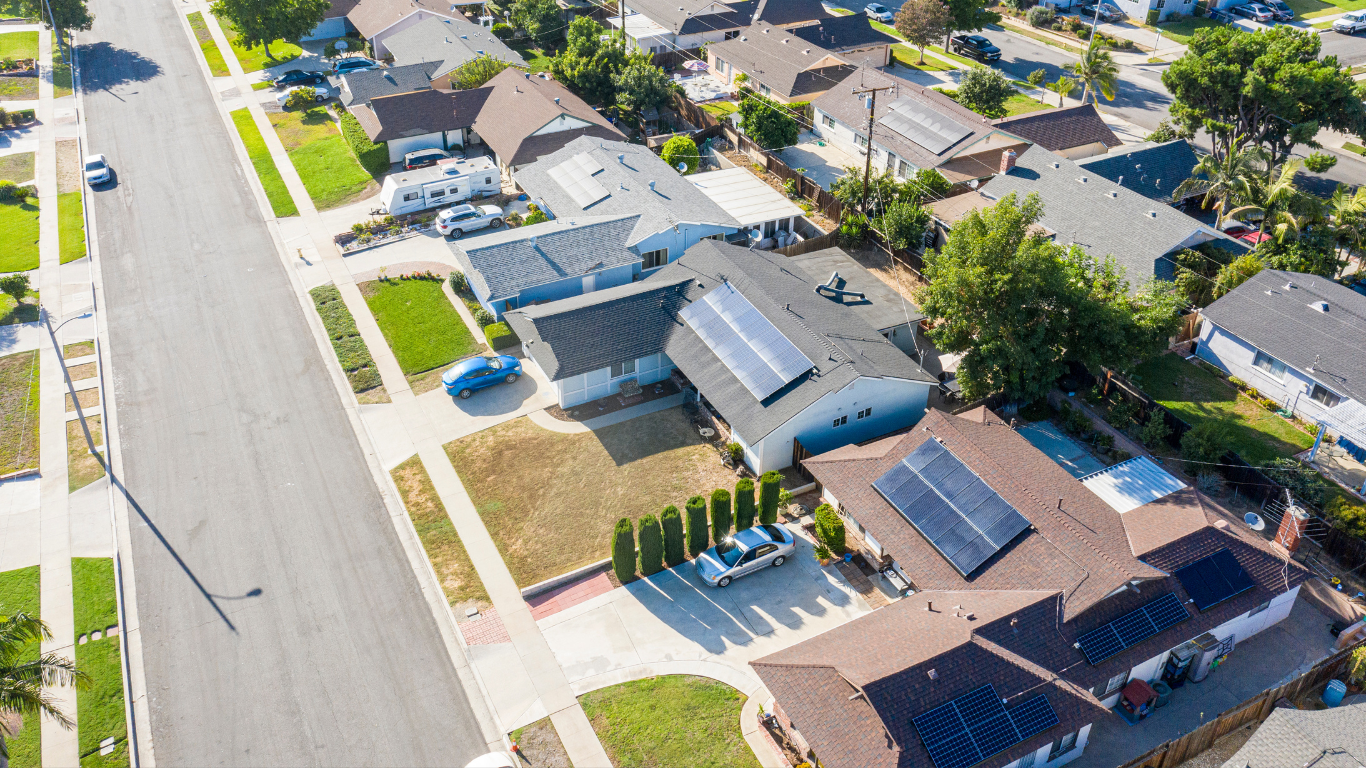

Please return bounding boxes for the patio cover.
[1320,399,1366,451]
[1080,455,1187,514]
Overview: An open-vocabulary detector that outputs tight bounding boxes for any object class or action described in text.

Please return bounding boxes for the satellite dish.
[677,162,688,172]
[336,40,348,50]
[750,228,762,240]
[1244,512,1266,531]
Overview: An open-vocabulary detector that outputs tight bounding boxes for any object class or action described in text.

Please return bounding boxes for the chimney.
[1276,504,1310,553]
[1000,149,1017,174]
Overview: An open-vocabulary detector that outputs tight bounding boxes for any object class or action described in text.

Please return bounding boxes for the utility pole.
[620,0,627,51]
[853,84,892,216]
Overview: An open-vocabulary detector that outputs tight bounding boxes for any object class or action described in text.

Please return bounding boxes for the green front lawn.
[0,198,40,272]
[0,566,41,768]
[217,17,301,73]
[72,558,127,768]
[360,277,479,376]
[231,108,298,217]
[1003,92,1053,116]
[59,191,86,263]
[0,30,38,58]
[581,676,759,768]
[830,6,854,14]
[1,289,39,326]
[1302,0,1366,18]
[186,12,229,77]
[893,44,957,71]
[1155,16,1225,44]
[1133,353,1316,466]
[0,151,35,183]
[269,107,377,210]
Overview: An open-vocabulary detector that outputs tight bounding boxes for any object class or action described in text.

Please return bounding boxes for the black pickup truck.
[949,34,1002,62]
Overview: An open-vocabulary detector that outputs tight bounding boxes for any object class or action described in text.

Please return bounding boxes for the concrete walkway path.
[527,393,688,434]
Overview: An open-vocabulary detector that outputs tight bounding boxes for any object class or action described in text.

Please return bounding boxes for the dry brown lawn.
[0,350,39,474]
[63,341,95,358]
[55,139,80,194]
[390,456,489,612]
[66,362,96,381]
[445,407,738,587]
[65,388,98,412]
[510,717,572,768]
[68,416,105,492]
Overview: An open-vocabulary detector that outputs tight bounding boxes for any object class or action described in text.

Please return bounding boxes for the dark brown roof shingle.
[993,104,1122,153]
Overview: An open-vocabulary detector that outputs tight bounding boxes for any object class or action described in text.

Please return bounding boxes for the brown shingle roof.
[1121,486,1210,556]
[363,87,491,142]
[993,104,1122,153]
[346,0,458,38]
[472,69,625,167]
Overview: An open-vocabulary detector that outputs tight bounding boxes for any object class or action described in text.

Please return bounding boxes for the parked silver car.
[437,204,505,238]
[696,524,796,587]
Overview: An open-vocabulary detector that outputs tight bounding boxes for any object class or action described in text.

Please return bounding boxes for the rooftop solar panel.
[1010,696,1061,740]
[912,685,1060,768]
[547,153,610,208]
[877,98,974,155]
[871,439,1031,576]
[679,281,814,402]
[1076,592,1190,665]
[1174,548,1256,612]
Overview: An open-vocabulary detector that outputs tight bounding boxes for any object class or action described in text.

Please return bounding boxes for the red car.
[1220,223,1251,238]
[1238,231,1271,245]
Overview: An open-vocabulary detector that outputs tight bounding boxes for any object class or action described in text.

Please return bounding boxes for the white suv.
[437,204,504,238]
[1335,10,1366,32]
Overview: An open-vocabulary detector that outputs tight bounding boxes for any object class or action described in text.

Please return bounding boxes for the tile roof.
[993,105,1121,154]
[1077,139,1201,204]
[385,15,526,77]
[472,69,625,168]
[978,145,1221,289]
[707,22,857,98]
[788,246,925,332]
[339,61,438,108]
[448,214,642,302]
[345,0,458,39]
[789,14,898,52]
[362,86,491,141]
[1200,269,1366,403]
[1221,700,1366,768]
[515,136,738,246]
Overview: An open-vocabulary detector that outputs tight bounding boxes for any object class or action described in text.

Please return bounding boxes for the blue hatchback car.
[443,355,522,398]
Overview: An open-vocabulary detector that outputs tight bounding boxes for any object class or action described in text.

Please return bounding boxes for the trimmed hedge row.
[759,471,781,525]
[734,477,755,532]
[337,110,389,177]
[484,321,520,350]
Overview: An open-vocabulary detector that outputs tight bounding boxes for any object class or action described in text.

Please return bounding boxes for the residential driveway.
[536,526,875,699]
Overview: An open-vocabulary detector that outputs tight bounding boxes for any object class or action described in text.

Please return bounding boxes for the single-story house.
[992,104,1122,161]
[686,166,806,244]
[311,0,468,57]
[788,246,924,355]
[351,86,492,163]
[1197,268,1366,425]
[504,241,939,472]
[706,21,858,103]
[514,136,740,270]
[384,15,526,87]
[787,13,898,68]
[302,0,359,40]
[338,61,438,108]
[812,67,1032,185]
[472,69,626,174]
[615,0,828,56]
[1076,139,1202,206]
[1220,698,1366,767]
[765,407,1311,768]
[928,145,1233,291]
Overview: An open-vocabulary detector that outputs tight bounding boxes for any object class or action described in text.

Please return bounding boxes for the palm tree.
[0,613,89,768]
[1068,47,1118,105]
[1173,144,1267,228]
[1048,75,1076,108]
[1325,184,1366,270]
[1227,157,1305,241]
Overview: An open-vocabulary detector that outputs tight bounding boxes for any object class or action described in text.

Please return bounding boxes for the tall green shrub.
[661,505,685,567]
[686,496,708,557]
[814,503,845,555]
[612,517,636,583]
[1181,420,1230,465]
[759,471,782,525]
[638,514,663,577]
[734,478,756,531]
[710,488,732,543]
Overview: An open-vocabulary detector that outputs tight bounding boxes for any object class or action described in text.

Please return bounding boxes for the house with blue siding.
[504,240,938,473]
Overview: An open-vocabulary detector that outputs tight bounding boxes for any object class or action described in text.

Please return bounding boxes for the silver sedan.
[696,524,797,587]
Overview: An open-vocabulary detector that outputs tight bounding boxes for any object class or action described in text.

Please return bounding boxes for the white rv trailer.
[379,155,500,215]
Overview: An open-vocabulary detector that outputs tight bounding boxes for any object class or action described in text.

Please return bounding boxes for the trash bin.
[1325,679,1348,708]
[1153,681,1172,709]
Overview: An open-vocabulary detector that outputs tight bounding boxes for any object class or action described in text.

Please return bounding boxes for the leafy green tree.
[0,274,30,305]
[734,478,756,531]
[1162,25,1366,165]
[739,95,800,150]
[758,472,781,526]
[1027,68,1047,102]
[1068,46,1118,105]
[1256,227,1343,278]
[0,612,91,765]
[638,514,663,576]
[1048,75,1075,108]
[896,0,952,64]
[449,55,510,90]
[1305,152,1338,174]
[875,200,931,251]
[910,168,951,201]
[611,517,636,583]
[955,67,1012,118]
[612,53,672,118]
[1173,144,1265,228]
[661,135,698,174]
[510,0,560,49]
[1144,120,1194,143]
[661,506,686,567]
[710,489,732,543]
[210,0,329,58]
[943,0,1000,51]
[550,16,626,105]
[19,0,92,32]
[1181,420,1231,465]
[685,495,708,557]
[1140,411,1171,448]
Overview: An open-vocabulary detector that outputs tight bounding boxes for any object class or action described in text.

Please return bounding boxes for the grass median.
[0,566,40,767]
[72,558,128,768]
[59,191,86,263]
[230,108,299,217]
[270,106,378,210]
[308,284,384,395]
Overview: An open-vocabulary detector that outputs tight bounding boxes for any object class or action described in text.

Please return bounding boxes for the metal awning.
[1080,455,1187,514]
[1320,399,1366,449]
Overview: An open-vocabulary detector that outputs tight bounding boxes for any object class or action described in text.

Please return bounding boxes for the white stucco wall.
[531,113,595,136]
[813,107,922,180]
[1057,141,1111,161]
[1196,321,1346,423]
[554,352,675,407]
[1002,723,1092,768]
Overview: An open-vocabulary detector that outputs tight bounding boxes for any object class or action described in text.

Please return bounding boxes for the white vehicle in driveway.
[437,204,504,238]
[864,2,893,21]
[696,524,797,587]
[276,84,334,106]
[1335,10,1366,32]
[83,154,110,185]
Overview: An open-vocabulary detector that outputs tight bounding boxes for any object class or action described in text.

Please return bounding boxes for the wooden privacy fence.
[1119,641,1364,768]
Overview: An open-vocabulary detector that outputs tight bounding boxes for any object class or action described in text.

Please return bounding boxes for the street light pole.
[41,306,98,458]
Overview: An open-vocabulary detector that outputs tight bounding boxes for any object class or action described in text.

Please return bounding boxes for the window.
[1050,732,1078,760]
[886,152,897,172]
[857,407,872,420]
[898,159,911,178]
[760,84,771,97]
[1310,384,1341,408]
[430,189,445,198]
[611,360,637,378]
[1250,600,1270,616]
[485,176,493,184]
[1016,751,1036,768]
[1156,0,1164,7]
[1103,671,1128,695]
[754,543,779,558]
[832,415,848,428]
[739,548,760,564]
[855,133,868,148]
[822,114,836,129]
[1252,350,1287,381]
[403,191,421,201]
[724,30,738,39]
[641,248,668,269]
[705,233,724,241]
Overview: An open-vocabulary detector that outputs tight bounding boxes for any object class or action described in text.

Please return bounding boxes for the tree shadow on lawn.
[1,300,39,326]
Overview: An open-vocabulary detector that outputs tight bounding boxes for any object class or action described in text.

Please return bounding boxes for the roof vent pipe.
[529,235,537,247]
[649,180,656,191]
[555,97,560,104]
[618,153,626,164]
[815,271,865,300]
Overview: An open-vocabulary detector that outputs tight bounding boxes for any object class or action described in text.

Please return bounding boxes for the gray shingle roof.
[449,215,642,302]
[992,104,1121,154]
[385,15,526,77]
[1076,139,1201,204]
[340,61,438,108]
[707,22,857,98]
[515,136,739,247]
[623,0,825,35]
[789,14,898,51]
[979,146,1219,288]
[789,247,924,333]
[1222,700,1366,768]
[1201,268,1366,403]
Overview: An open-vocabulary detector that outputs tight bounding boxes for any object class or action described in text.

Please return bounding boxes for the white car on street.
[1334,10,1366,32]
[864,2,893,21]
[276,84,334,106]
[436,204,505,238]
[83,154,110,185]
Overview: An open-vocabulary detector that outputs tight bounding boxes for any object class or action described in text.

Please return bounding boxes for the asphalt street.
[79,0,487,764]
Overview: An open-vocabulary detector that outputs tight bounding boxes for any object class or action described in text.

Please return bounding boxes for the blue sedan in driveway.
[696,524,796,587]
[443,355,521,398]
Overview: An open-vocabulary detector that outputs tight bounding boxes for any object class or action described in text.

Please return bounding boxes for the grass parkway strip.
[390,456,490,613]
[72,558,129,768]
[186,12,229,77]
[229,108,299,218]
[0,350,40,475]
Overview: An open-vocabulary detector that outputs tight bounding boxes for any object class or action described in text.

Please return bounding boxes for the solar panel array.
[912,685,1060,768]
[678,281,815,401]
[1075,592,1190,665]
[878,98,974,155]
[1174,548,1256,612]
[870,439,1032,576]
[547,152,609,208]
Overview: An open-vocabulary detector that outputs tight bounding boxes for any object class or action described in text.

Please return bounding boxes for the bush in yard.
[1181,419,1230,465]
[685,495,708,557]
[1327,495,1366,537]
[484,321,519,350]
[734,477,756,531]
[0,273,30,303]
[285,86,318,110]
[638,514,663,576]
[1026,5,1054,26]
[1062,405,1092,436]
[1228,376,1245,389]
[338,111,390,177]
[0,180,17,200]
[491,22,514,39]
[1196,472,1225,497]
[727,442,744,464]
[1140,411,1170,448]
[660,135,698,174]
[814,503,845,555]
[1264,457,1326,509]
[524,203,548,226]
[759,471,781,525]
[1107,398,1140,429]
[661,505,685,567]
[710,489,732,543]
[612,517,636,583]
[449,271,468,293]
[813,543,832,562]
[472,307,495,327]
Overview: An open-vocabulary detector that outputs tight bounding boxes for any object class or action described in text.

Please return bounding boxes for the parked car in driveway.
[436,204,505,238]
[1231,3,1274,22]
[84,154,110,185]
[950,34,1001,62]
[864,2,893,21]
[443,355,521,398]
[1264,0,1293,20]
[272,69,327,88]
[332,56,381,75]
[1334,10,1366,32]
[276,84,334,106]
[1080,3,1123,21]
[403,147,452,170]
[696,524,796,587]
